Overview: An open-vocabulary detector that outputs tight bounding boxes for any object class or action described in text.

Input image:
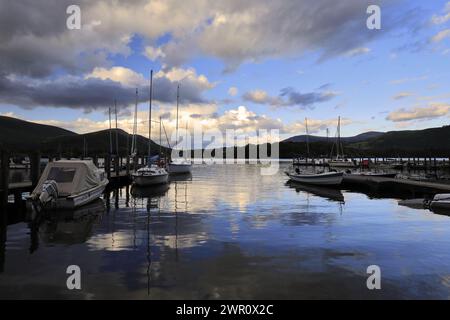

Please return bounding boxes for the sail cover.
[32,160,105,196]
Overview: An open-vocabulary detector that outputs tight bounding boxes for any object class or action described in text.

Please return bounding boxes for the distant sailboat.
[328,116,356,168]
[287,118,343,186]
[132,70,169,186]
[168,84,192,174]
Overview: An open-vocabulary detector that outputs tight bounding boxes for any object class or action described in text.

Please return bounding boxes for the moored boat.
[168,85,193,175]
[132,165,169,186]
[286,171,343,186]
[430,193,450,210]
[28,160,108,210]
[168,159,192,174]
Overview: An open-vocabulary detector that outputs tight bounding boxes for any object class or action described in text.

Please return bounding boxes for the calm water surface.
[1,163,450,299]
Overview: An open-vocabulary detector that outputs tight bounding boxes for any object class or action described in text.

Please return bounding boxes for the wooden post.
[115,155,119,177]
[126,155,130,176]
[105,154,111,180]
[0,150,9,215]
[30,152,41,187]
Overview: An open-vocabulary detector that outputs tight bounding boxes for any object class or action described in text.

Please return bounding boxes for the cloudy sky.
[1,0,450,145]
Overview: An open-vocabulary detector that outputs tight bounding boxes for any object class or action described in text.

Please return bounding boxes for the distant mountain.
[350,126,450,156]
[0,116,169,157]
[283,131,384,143]
[41,129,169,157]
[0,116,76,151]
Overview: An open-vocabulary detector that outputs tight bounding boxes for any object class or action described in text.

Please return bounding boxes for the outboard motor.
[38,180,59,207]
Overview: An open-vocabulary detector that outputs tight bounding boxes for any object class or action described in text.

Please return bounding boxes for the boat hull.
[287,172,343,186]
[133,173,169,186]
[27,182,107,210]
[168,163,192,174]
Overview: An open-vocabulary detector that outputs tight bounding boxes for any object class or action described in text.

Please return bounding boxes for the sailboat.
[328,116,356,168]
[286,118,343,186]
[132,70,169,186]
[168,84,192,174]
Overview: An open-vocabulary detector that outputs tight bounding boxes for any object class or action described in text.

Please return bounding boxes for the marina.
[1,0,450,304]
[2,162,450,299]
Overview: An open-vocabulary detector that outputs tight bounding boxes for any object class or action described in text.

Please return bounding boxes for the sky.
[0,0,450,147]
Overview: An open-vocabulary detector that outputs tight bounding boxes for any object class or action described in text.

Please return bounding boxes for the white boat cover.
[32,160,105,197]
[433,194,450,201]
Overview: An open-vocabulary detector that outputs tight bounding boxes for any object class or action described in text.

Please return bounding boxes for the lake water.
[1,162,450,299]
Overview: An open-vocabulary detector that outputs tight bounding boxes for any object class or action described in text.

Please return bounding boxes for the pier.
[0,149,140,212]
[342,174,450,198]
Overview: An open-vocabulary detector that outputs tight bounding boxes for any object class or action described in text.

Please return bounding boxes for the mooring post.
[115,155,119,177]
[0,150,10,216]
[126,156,130,176]
[30,152,41,187]
[105,154,111,180]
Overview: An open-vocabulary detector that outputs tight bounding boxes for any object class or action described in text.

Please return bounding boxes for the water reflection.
[28,199,106,253]
[286,181,345,203]
[2,163,450,299]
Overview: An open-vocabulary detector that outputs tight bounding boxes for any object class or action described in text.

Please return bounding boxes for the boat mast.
[159,116,162,158]
[185,121,188,159]
[109,106,113,156]
[337,116,341,158]
[114,99,119,156]
[131,88,138,157]
[176,84,180,147]
[305,117,310,159]
[148,70,153,163]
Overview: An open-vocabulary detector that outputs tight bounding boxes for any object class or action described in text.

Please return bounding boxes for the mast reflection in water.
[2,164,450,299]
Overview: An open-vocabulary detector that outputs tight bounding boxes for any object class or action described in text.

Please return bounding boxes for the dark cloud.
[242,87,338,108]
[0,73,207,110]
[279,87,337,107]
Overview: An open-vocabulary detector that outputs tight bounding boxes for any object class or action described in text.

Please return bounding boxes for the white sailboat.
[328,116,356,168]
[132,70,168,186]
[168,84,192,174]
[286,170,344,186]
[287,118,343,186]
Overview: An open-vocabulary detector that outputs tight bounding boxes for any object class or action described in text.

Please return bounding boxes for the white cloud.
[389,75,428,85]
[228,86,238,96]
[343,47,371,57]
[386,102,450,122]
[155,67,215,90]
[86,66,147,87]
[392,92,413,100]
[431,2,450,25]
[144,46,166,61]
[431,29,450,43]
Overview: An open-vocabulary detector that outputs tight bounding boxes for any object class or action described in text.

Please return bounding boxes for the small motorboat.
[430,194,450,210]
[398,194,450,215]
[286,170,343,186]
[167,159,192,174]
[132,165,169,186]
[28,160,108,210]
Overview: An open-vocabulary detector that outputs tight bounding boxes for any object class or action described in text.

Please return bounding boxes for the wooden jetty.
[0,149,146,213]
[342,174,450,197]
